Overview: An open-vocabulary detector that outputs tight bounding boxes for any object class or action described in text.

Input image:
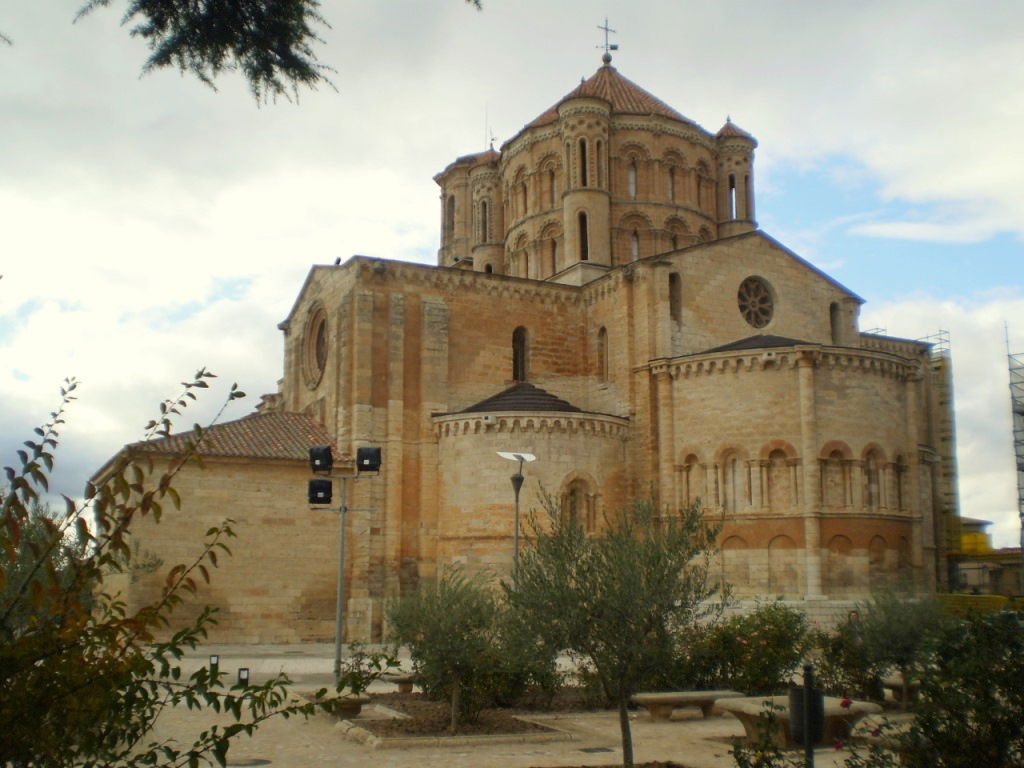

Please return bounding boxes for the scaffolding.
[916,330,959,588]
[918,328,951,357]
[1009,337,1024,592]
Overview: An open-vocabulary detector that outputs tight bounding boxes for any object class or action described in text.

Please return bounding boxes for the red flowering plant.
[696,601,811,695]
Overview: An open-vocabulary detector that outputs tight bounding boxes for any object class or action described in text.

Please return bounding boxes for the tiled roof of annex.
[129,411,333,461]
[459,382,584,414]
[525,61,691,129]
[702,334,812,354]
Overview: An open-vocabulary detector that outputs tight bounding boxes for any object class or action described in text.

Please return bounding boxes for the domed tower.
[434,149,504,272]
[435,56,759,283]
[715,118,758,238]
[558,90,612,268]
[468,152,504,273]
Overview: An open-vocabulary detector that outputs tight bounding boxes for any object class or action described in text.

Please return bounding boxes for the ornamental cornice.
[433,411,630,440]
[642,344,919,381]
[558,102,612,121]
[352,259,582,308]
[470,167,500,183]
[501,127,561,167]
[610,117,716,153]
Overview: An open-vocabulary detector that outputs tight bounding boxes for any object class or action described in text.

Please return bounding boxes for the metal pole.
[803,663,815,768]
[333,476,349,688]
[511,457,525,580]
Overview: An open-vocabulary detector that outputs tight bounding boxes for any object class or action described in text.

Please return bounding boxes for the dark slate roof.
[459,382,583,414]
[129,411,333,460]
[702,335,812,354]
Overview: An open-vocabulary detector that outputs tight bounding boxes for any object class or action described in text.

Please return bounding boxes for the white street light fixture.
[497,452,537,578]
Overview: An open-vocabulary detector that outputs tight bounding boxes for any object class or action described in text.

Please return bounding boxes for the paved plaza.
[149,645,862,768]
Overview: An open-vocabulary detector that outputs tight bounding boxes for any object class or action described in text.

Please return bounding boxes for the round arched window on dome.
[303,307,329,387]
[737,276,774,329]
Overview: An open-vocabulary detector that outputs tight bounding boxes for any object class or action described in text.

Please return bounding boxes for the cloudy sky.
[2,1,1022,546]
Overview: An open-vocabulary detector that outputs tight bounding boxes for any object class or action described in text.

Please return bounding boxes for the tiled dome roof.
[526,63,691,129]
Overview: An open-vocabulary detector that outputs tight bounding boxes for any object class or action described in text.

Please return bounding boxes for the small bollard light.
[237,667,250,686]
[209,654,220,668]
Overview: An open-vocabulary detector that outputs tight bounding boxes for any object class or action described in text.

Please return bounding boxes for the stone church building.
[115,55,958,642]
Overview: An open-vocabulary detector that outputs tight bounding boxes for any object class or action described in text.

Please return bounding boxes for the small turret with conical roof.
[716,117,758,237]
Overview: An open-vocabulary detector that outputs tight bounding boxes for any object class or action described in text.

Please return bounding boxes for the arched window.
[628,161,637,199]
[864,451,881,510]
[518,183,527,218]
[630,229,640,261]
[596,140,604,187]
[682,454,703,506]
[562,480,596,532]
[579,139,588,187]
[668,167,677,202]
[744,174,752,218]
[722,454,742,514]
[822,450,846,507]
[830,302,842,345]
[668,273,682,322]
[894,455,907,510]
[766,449,792,510]
[547,169,557,208]
[597,327,608,382]
[728,174,737,219]
[484,263,493,274]
[512,326,528,382]
[578,212,589,260]
[478,200,489,243]
[444,195,455,243]
[549,239,558,274]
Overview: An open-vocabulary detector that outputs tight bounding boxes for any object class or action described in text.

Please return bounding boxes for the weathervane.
[597,17,618,63]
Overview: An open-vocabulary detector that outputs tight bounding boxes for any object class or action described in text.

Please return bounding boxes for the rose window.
[737,277,774,328]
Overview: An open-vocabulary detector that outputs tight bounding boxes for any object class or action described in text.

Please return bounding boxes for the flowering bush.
[669,602,810,694]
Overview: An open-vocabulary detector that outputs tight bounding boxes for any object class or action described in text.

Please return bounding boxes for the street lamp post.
[497,451,536,578]
[308,445,381,688]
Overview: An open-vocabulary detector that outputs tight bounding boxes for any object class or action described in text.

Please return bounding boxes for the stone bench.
[382,673,417,694]
[630,690,745,720]
[881,674,920,704]
[717,695,883,748]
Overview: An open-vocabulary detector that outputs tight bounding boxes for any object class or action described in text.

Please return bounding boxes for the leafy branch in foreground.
[1,372,334,768]
[73,0,482,103]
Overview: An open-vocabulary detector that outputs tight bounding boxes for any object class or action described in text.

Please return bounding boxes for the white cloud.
[2,0,1023,553]
[862,292,1024,547]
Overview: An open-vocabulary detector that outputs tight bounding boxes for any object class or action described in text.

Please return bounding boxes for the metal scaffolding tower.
[1009,336,1024,590]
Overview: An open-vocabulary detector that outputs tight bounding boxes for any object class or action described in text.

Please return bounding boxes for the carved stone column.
[653,364,675,511]
[797,351,823,598]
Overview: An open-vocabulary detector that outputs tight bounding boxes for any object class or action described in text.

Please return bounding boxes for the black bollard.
[803,664,814,768]
[789,663,823,767]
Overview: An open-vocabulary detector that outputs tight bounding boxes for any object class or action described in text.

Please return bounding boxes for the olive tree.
[506,497,721,768]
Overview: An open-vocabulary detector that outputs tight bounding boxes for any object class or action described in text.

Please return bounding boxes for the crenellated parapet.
[649,344,920,381]
[433,410,629,439]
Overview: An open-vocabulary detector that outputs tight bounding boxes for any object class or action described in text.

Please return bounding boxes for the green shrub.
[388,566,561,730]
[895,610,1024,767]
[673,602,810,695]
[812,622,884,701]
